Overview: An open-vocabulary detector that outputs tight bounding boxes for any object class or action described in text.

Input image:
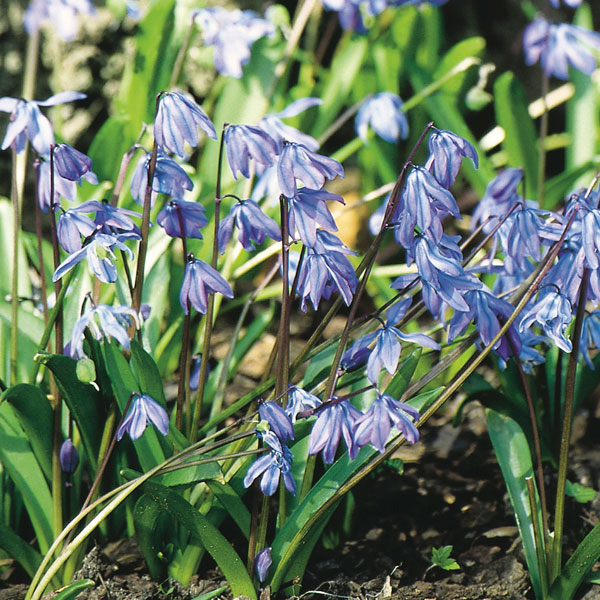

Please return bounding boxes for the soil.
[4,402,600,600]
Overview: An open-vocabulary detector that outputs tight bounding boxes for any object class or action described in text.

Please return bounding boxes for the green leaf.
[433,37,485,98]
[0,520,43,579]
[53,579,95,600]
[134,493,168,580]
[129,340,166,405]
[431,545,460,570]
[494,71,538,199]
[2,384,52,481]
[140,481,256,599]
[486,409,545,598]
[549,522,600,600]
[0,402,53,554]
[206,481,251,539]
[36,353,103,471]
[565,480,597,504]
[313,36,368,138]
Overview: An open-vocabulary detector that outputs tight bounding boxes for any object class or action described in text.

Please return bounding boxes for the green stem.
[169,15,195,89]
[132,95,162,313]
[550,268,589,581]
[190,127,226,441]
[537,73,550,209]
[10,147,20,385]
[526,476,549,599]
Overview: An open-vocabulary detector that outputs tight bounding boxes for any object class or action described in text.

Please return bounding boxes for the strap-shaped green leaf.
[0,520,43,579]
[494,71,538,199]
[0,402,53,554]
[140,481,256,599]
[134,493,168,580]
[206,481,251,539]
[549,522,600,599]
[36,353,103,472]
[3,384,52,481]
[53,579,95,600]
[486,409,545,599]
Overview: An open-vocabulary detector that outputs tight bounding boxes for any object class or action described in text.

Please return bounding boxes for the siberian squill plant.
[2,1,600,600]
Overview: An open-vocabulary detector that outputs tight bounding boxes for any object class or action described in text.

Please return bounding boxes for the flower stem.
[190,127,226,441]
[550,267,589,581]
[10,147,20,386]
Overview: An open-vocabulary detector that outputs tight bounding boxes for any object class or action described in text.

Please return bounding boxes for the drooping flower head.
[157,199,208,239]
[194,8,275,78]
[426,128,478,188]
[523,18,600,80]
[154,91,216,158]
[355,92,409,144]
[25,0,96,41]
[0,91,86,156]
[224,124,278,180]
[67,303,140,359]
[117,393,169,441]
[254,547,272,583]
[277,142,344,198]
[179,254,234,315]
[53,143,98,185]
[218,198,281,253]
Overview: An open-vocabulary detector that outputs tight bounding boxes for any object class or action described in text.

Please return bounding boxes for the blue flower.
[448,286,520,362]
[254,547,272,583]
[296,231,358,311]
[53,143,97,184]
[218,198,281,253]
[354,393,420,452]
[194,8,275,78]
[309,399,363,464]
[157,199,208,239]
[243,432,295,496]
[523,18,600,80]
[73,200,142,236]
[179,255,234,315]
[287,188,344,248]
[67,303,140,359]
[154,91,216,158]
[57,208,96,253]
[25,0,95,41]
[277,142,344,198]
[549,0,582,6]
[258,401,295,443]
[355,93,409,144]
[394,165,460,249]
[320,0,389,33]
[130,151,193,206]
[0,91,86,155]
[59,438,79,474]
[580,311,600,369]
[224,124,278,180]
[397,234,480,316]
[285,385,322,422]
[36,159,77,211]
[426,129,478,188]
[53,232,135,284]
[343,298,440,385]
[519,286,573,353]
[116,393,169,441]
[259,98,321,152]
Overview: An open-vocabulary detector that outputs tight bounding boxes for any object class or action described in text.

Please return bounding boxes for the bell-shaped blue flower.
[224,124,278,179]
[258,401,295,442]
[218,198,281,253]
[243,431,295,496]
[254,547,272,583]
[285,385,322,422]
[68,303,140,359]
[73,200,142,236]
[179,255,234,315]
[116,393,169,441]
[426,129,478,189]
[154,91,216,158]
[277,142,344,198]
[53,232,134,284]
[0,91,86,155]
[355,92,409,144]
[25,0,95,41]
[354,393,420,452]
[157,199,208,239]
[523,18,600,80]
[57,208,96,253]
[309,399,362,464]
[53,143,97,185]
